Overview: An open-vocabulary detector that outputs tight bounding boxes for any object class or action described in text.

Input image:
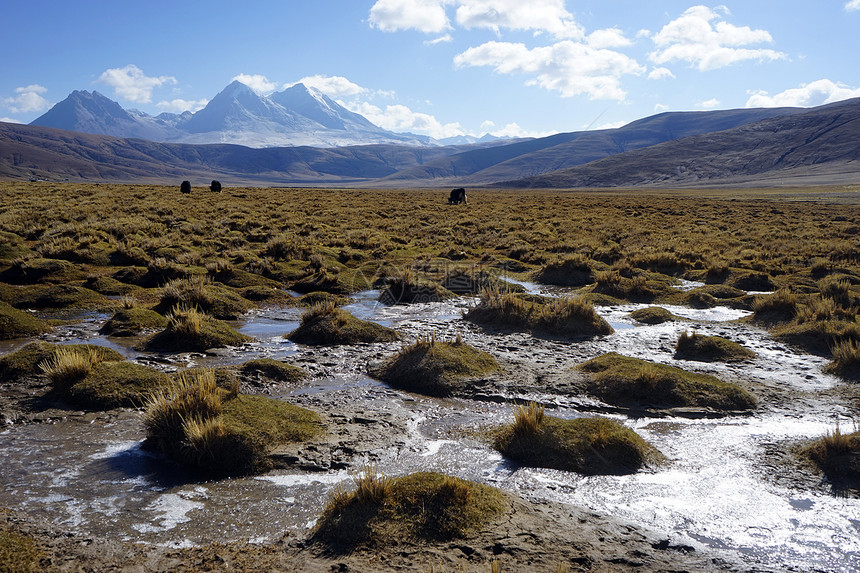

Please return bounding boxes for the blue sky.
[3,1,860,140]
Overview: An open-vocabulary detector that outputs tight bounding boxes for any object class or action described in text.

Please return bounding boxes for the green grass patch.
[0,301,51,339]
[143,369,322,476]
[628,306,681,325]
[65,361,171,409]
[0,257,85,284]
[674,331,756,362]
[370,337,499,396]
[288,302,398,345]
[141,306,251,352]
[313,469,507,550]
[3,284,113,311]
[579,352,757,411]
[239,358,308,384]
[494,406,664,475]
[99,307,168,336]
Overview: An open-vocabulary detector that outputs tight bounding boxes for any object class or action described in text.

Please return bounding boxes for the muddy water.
[1,288,859,571]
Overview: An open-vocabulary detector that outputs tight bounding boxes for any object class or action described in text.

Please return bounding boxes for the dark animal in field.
[448,188,467,205]
[180,180,191,194]
[210,180,222,193]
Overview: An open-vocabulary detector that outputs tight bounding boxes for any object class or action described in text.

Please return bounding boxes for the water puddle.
[2,288,858,571]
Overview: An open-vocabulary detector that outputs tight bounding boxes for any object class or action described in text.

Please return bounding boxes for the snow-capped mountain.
[30,82,434,148]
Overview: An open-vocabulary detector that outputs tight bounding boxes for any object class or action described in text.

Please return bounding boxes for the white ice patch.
[131,490,207,533]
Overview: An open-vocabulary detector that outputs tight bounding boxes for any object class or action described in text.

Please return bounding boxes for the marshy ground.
[0,182,859,572]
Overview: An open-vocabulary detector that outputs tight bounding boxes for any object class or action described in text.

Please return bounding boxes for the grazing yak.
[210,180,222,193]
[180,180,191,194]
[448,187,467,205]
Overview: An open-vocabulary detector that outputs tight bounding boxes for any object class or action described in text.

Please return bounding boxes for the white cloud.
[97,64,176,103]
[156,98,209,113]
[291,75,368,98]
[1,117,22,123]
[593,120,627,130]
[369,0,451,33]
[3,84,50,113]
[232,73,278,95]
[698,98,721,109]
[454,39,644,100]
[454,0,583,39]
[649,5,785,71]
[654,103,671,112]
[368,0,584,38]
[847,0,860,10]
[647,67,675,80]
[745,79,860,108]
[479,119,554,138]
[586,28,631,49]
[425,34,453,45]
[346,101,464,139]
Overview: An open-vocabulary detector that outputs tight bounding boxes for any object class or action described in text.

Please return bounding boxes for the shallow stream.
[1,286,858,571]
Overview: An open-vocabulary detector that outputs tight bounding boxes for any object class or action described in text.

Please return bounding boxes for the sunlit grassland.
[0,181,857,365]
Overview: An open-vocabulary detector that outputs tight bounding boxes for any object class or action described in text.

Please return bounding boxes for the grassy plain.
[0,181,857,360]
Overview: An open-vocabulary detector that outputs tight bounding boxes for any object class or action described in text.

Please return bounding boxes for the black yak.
[448,188,467,205]
[210,180,222,193]
[180,180,191,194]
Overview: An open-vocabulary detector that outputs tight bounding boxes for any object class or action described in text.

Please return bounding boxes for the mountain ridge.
[7,97,860,188]
[31,82,438,149]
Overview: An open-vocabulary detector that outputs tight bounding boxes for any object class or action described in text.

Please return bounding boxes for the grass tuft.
[495,413,664,475]
[579,352,757,411]
[371,338,499,396]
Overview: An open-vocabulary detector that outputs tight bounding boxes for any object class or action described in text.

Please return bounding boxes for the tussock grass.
[379,269,454,304]
[674,331,756,362]
[801,423,860,486]
[628,306,680,324]
[535,254,594,287]
[752,288,800,325]
[825,340,860,380]
[143,369,322,475]
[592,270,656,302]
[142,306,251,352]
[465,290,613,338]
[314,470,507,550]
[512,402,544,436]
[579,352,757,411]
[288,301,398,345]
[99,306,168,336]
[155,276,255,319]
[495,413,664,475]
[39,346,103,391]
[370,336,499,396]
[0,342,123,382]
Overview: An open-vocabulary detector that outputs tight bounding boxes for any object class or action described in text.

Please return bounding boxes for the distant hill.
[0,122,509,185]
[30,82,436,149]
[6,97,860,188]
[376,107,805,186]
[500,97,860,188]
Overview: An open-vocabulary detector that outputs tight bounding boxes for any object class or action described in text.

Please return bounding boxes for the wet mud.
[2,283,859,571]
